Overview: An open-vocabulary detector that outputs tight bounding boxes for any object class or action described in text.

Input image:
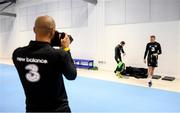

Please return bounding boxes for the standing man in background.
[12,15,77,112]
[114,41,126,77]
[144,35,162,87]
[115,41,126,63]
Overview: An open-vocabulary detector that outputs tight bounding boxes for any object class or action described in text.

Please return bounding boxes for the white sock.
[147,76,152,82]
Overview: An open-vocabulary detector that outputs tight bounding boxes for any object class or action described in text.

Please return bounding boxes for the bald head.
[34,16,56,41]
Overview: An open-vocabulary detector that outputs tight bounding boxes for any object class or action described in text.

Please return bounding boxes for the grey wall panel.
[71,6,88,27]
[71,0,88,27]
[57,10,71,28]
[19,16,26,31]
[126,0,150,24]
[83,0,97,5]
[0,17,14,33]
[58,0,71,10]
[72,0,87,8]
[18,0,88,30]
[151,0,180,22]
[105,0,126,25]
[19,7,27,16]
[46,1,58,12]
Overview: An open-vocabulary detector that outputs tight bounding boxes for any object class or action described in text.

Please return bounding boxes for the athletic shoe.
[148,81,152,87]
[116,72,123,78]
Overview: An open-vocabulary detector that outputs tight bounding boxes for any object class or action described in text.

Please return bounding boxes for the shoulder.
[13,47,21,54]
[13,46,26,56]
[116,44,122,48]
[115,45,119,49]
[12,46,28,62]
[155,42,161,46]
[146,43,150,46]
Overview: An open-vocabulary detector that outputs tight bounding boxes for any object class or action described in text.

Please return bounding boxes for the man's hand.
[123,53,126,57]
[153,53,158,56]
[144,59,146,64]
[61,33,70,49]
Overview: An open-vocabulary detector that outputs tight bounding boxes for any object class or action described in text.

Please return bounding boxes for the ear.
[33,27,36,33]
[49,29,55,39]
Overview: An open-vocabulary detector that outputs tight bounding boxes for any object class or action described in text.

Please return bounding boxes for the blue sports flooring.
[0,64,180,112]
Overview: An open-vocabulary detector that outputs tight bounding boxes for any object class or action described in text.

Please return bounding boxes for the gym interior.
[0,0,180,112]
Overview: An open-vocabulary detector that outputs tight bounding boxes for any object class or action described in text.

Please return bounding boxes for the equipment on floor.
[73,59,94,69]
[114,61,126,78]
[126,66,148,78]
[114,62,125,73]
[162,76,175,81]
[152,75,161,79]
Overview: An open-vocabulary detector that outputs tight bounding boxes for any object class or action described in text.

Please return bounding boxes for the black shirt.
[12,41,77,111]
[115,44,125,59]
[144,42,162,59]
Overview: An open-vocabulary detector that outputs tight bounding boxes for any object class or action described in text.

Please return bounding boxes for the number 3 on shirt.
[25,64,40,82]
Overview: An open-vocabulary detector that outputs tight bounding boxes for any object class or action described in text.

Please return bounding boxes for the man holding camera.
[12,15,77,112]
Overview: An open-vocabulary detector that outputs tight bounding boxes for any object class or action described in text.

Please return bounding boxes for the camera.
[51,30,73,47]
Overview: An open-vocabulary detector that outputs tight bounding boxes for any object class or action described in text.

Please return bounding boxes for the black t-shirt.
[115,44,125,58]
[12,41,77,111]
[144,42,162,59]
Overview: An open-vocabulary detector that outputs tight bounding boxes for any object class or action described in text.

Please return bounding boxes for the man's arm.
[115,46,120,58]
[61,50,77,80]
[121,46,125,54]
[144,44,149,60]
[60,33,77,80]
[121,46,126,56]
[158,43,162,55]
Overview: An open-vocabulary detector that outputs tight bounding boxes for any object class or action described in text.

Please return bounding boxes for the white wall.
[178,21,180,77]
[0,0,179,78]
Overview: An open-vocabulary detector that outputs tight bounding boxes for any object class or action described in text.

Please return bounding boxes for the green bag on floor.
[114,61,126,78]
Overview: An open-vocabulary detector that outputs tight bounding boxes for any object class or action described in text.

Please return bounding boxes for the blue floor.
[0,64,180,112]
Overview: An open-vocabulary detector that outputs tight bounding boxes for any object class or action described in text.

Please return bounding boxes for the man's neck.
[36,36,51,43]
[151,41,156,43]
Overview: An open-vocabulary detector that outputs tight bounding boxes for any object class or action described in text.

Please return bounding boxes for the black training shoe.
[148,81,152,87]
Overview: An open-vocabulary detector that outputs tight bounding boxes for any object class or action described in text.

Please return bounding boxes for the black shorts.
[147,55,158,67]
